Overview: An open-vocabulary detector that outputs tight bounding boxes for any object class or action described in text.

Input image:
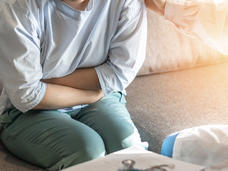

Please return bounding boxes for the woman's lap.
[0,92,143,170]
[76,92,144,153]
[0,109,105,170]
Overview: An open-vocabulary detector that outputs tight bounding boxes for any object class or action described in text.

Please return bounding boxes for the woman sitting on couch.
[0,0,200,170]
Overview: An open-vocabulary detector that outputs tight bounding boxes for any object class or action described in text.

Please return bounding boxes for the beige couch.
[127,9,228,153]
[1,9,228,171]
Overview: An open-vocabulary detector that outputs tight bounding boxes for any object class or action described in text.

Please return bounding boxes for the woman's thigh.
[75,92,146,154]
[0,108,105,171]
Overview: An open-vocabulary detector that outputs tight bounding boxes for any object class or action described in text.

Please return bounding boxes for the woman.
[0,0,147,170]
[0,0,200,170]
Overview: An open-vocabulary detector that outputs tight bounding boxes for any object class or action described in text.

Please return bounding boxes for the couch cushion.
[127,62,228,153]
[138,9,228,76]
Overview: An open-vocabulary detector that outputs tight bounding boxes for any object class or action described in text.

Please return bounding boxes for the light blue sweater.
[0,0,147,114]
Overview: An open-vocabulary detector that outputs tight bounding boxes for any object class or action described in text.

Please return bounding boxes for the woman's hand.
[42,68,101,91]
[145,0,200,31]
[145,0,166,15]
[164,0,199,31]
[34,83,104,110]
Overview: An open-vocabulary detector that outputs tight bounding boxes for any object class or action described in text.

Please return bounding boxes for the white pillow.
[138,9,228,76]
[173,125,228,169]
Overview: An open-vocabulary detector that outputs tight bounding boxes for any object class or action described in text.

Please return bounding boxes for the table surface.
[63,147,205,171]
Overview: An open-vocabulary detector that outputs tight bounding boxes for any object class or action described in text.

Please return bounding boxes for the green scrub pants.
[0,92,146,170]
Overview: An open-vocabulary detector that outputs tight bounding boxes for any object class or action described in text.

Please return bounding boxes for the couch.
[1,8,228,171]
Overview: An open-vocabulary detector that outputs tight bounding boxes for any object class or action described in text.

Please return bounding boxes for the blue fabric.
[161,133,179,158]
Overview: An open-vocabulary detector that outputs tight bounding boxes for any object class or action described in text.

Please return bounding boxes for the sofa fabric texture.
[128,62,228,153]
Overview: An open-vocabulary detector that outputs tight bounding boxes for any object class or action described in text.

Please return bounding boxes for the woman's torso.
[0,0,124,114]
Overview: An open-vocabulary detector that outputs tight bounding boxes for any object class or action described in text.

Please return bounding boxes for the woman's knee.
[79,102,146,153]
[99,121,147,154]
[80,134,106,160]
[48,129,106,170]
[115,125,147,151]
[0,110,106,170]
[49,140,106,171]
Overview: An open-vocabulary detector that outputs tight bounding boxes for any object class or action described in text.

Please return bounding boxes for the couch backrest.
[138,9,228,76]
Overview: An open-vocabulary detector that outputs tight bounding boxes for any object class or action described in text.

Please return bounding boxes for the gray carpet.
[126,62,228,153]
[1,63,228,170]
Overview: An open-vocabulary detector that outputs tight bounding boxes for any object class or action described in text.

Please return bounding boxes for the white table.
[63,147,205,171]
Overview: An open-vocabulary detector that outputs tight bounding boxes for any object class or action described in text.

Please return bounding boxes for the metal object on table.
[118,159,175,171]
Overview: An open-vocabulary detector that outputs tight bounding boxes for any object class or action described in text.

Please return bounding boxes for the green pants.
[0,92,146,170]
